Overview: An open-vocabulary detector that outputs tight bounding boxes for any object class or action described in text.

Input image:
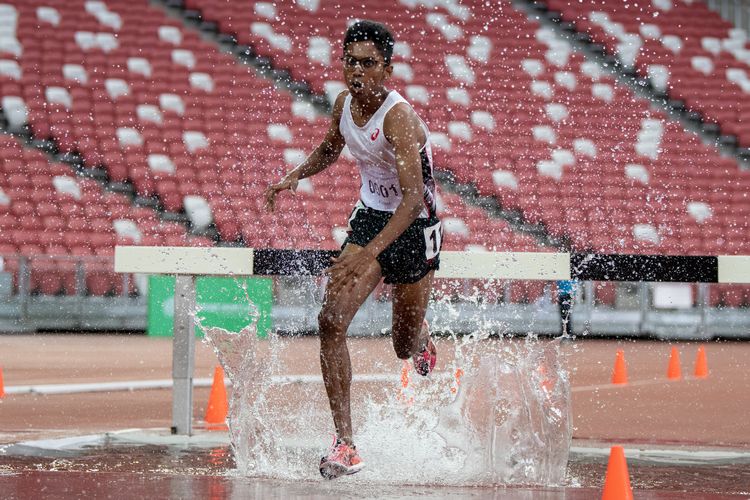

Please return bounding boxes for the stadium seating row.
[543,0,750,147]
[0,0,559,297]
[0,0,747,304]
[183,0,750,256]
[0,130,216,295]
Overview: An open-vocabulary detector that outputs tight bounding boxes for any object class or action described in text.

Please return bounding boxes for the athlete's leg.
[391,270,434,360]
[318,244,382,445]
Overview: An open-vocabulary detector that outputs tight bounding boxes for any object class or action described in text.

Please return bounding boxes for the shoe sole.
[319,461,365,480]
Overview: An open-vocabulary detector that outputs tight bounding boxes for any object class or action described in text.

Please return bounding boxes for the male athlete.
[265,20,442,480]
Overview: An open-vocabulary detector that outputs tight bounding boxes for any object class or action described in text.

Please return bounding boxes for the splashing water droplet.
[204,319,572,486]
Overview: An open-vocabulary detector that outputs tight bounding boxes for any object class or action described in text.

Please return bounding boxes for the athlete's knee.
[318,309,348,342]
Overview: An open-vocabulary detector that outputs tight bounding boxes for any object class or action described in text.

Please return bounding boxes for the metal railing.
[0,254,138,297]
[271,277,750,339]
[0,254,145,332]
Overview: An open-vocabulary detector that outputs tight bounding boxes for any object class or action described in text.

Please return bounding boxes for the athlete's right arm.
[264,92,348,212]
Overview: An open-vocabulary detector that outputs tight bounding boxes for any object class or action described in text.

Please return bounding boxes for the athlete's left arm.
[329,103,425,288]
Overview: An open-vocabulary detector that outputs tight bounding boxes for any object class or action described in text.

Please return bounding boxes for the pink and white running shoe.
[412,320,437,376]
[319,437,365,480]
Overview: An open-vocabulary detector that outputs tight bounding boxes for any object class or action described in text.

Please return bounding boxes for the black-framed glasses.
[340,55,383,70]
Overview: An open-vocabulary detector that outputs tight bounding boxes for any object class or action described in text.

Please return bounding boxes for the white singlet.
[339,90,437,218]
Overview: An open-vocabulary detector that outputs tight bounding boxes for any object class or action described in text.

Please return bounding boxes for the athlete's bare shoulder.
[385,102,419,124]
[331,90,350,123]
[383,102,423,144]
[319,91,348,152]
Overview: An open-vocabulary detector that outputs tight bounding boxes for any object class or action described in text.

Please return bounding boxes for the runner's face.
[342,41,391,98]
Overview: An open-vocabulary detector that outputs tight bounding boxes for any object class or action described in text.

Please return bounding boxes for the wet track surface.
[1,442,749,499]
[2,336,749,498]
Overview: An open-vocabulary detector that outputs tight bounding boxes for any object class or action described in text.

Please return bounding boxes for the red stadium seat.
[1,0,744,308]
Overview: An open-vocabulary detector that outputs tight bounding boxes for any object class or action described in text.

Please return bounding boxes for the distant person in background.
[556,279,577,336]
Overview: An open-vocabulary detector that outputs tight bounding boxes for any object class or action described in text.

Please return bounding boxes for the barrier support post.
[639,282,649,334]
[171,275,196,435]
[698,283,709,339]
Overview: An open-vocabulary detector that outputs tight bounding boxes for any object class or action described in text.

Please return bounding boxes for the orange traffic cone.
[667,346,682,380]
[0,367,5,398]
[694,346,709,379]
[602,446,634,500]
[611,350,628,385]
[205,366,228,430]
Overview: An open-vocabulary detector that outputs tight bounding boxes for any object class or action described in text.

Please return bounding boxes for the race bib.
[360,172,402,211]
[423,220,442,260]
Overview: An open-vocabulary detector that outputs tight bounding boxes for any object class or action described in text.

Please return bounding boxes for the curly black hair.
[343,20,395,64]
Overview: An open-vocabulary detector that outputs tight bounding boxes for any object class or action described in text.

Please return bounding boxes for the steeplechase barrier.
[114,246,750,434]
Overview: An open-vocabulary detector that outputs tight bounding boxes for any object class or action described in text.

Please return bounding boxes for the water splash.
[203,313,571,487]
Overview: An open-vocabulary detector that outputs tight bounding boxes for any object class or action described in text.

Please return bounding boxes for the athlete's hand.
[264,172,300,212]
[328,247,377,296]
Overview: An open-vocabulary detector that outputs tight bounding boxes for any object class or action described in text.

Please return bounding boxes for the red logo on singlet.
[370,128,380,141]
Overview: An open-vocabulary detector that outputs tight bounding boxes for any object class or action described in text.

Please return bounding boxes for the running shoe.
[319,437,365,480]
[412,319,437,376]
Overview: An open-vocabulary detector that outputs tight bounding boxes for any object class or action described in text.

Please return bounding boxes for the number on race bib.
[423,221,442,259]
[368,179,399,199]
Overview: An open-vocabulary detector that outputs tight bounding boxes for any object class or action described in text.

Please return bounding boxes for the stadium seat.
[545,0,750,147]
[2,0,746,303]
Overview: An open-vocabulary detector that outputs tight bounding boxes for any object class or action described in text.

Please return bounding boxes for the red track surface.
[1,335,748,498]
[1,335,748,446]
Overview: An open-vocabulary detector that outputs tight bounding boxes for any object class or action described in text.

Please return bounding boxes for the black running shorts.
[343,202,442,285]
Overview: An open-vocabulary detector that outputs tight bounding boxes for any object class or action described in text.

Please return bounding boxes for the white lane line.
[4,378,215,395]
[2,428,229,452]
[7,434,108,450]
[5,373,695,396]
[8,432,748,463]
[572,376,701,393]
[571,445,750,464]
[3,374,395,395]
